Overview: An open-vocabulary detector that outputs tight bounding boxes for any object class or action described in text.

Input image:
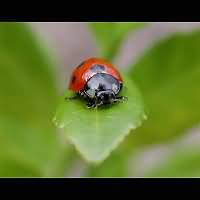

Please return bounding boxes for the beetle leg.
[86,102,92,108]
[113,96,128,103]
[117,96,128,101]
[87,102,97,108]
[79,91,87,98]
[96,101,104,107]
[65,93,79,100]
[86,99,96,108]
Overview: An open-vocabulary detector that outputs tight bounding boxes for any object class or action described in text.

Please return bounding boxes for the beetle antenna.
[65,94,79,100]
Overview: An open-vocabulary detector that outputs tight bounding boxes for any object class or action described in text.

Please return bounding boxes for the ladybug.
[67,57,127,108]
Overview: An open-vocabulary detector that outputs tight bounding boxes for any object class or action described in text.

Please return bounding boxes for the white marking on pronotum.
[112,83,118,93]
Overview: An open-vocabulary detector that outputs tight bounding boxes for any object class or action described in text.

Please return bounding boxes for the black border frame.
[0,178,200,194]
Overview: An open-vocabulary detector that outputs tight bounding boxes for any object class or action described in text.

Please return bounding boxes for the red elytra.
[69,57,123,92]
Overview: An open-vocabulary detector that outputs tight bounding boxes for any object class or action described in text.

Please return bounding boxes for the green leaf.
[0,22,68,176]
[89,22,146,60]
[144,146,200,177]
[53,75,146,163]
[128,30,200,148]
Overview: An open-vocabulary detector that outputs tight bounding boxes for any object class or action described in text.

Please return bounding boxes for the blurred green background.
[1,22,200,177]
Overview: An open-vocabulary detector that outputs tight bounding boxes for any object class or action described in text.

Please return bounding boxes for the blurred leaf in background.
[87,25,200,177]
[128,30,200,149]
[89,22,146,61]
[145,147,200,177]
[0,22,69,176]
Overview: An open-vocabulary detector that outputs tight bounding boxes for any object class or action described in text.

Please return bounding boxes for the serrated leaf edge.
[53,112,147,164]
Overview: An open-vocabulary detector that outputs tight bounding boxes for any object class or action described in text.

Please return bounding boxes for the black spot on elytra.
[71,75,76,83]
[76,61,85,69]
[90,64,105,73]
